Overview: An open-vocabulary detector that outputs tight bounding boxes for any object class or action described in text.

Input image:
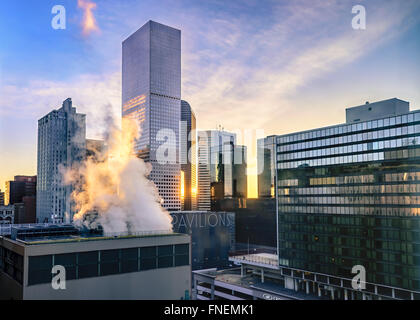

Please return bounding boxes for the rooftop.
[229,251,280,270]
[195,267,323,300]
[1,223,178,245]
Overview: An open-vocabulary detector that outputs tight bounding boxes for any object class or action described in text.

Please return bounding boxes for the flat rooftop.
[14,231,180,245]
[195,268,322,300]
[1,224,180,245]
[229,253,279,269]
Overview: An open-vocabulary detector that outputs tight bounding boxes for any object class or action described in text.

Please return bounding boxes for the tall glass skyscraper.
[197,130,247,211]
[275,98,420,299]
[36,98,86,223]
[180,100,197,211]
[122,20,181,210]
[197,131,211,211]
[257,135,277,198]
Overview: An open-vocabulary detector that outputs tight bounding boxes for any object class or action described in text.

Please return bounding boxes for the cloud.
[0,72,121,139]
[77,0,100,36]
[181,0,420,134]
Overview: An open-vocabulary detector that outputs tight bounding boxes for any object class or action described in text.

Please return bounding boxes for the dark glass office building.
[171,211,235,270]
[276,98,420,297]
[180,100,197,210]
[257,136,277,198]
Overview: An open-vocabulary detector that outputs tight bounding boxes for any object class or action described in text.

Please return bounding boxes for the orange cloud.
[77,0,99,36]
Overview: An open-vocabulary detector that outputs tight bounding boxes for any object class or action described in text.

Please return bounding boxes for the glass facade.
[180,100,197,210]
[276,108,420,292]
[258,136,277,198]
[122,20,181,210]
[171,211,235,270]
[197,131,211,211]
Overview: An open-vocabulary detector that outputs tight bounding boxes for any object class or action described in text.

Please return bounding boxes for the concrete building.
[122,20,181,211]
[36,98,86,223]
[180,101,197,211]
[0,206,14,225]
[193,262,322,300]
[0,225,191,300]
[171,211,235,271]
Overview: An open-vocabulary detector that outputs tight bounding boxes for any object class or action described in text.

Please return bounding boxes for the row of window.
[279,195,420,205]
[279,136,420,160]
[280,214,420,228]
[279,205,420,216]
[277,112,420,145]
[0,246,23,284]
[303,172,420,186]
[278,148,420,169]
[28,244,189,286]
[279,184,420,196]
[285,257,420,292]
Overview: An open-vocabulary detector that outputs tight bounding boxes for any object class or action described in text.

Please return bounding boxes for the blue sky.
[1,0,420,196]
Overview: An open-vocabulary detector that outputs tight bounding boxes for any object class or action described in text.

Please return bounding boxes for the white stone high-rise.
[36,98,86,223]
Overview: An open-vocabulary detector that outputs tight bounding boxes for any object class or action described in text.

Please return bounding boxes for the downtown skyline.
[1,0,420,198]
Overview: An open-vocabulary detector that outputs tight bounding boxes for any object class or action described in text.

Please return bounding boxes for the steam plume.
[64,117,173,234]
[77,0,99,36]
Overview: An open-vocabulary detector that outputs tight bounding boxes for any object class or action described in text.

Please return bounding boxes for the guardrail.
[230,254,279,267]
[0,224,174,238]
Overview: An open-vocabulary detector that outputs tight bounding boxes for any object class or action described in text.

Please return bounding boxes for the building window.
[28,255,52,285]
[158,245,174,269]
[121,248,138,273]
[100,249,120,276]
[140,246,157,270]
[55,253,77,280]
[175,244,189,266]
[78,251,99,279]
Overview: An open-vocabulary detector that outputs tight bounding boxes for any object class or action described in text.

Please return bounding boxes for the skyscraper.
[257,136,277,198]
[4,181,24,206]
[36,98,86,223]
[197,130,246,211]
[275,98,420,298]
[14,176,36,197]
[180,100,197,210]
[208,130,236,203]
[122,20,181,210]
[5,176,37,206]
[233,145,248,200]
[197,131,211,211]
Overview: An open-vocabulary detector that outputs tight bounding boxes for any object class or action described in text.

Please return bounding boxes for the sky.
[0,0,420,198]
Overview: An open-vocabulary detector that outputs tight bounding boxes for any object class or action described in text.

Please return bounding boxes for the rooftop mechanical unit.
[11,224,80,241]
